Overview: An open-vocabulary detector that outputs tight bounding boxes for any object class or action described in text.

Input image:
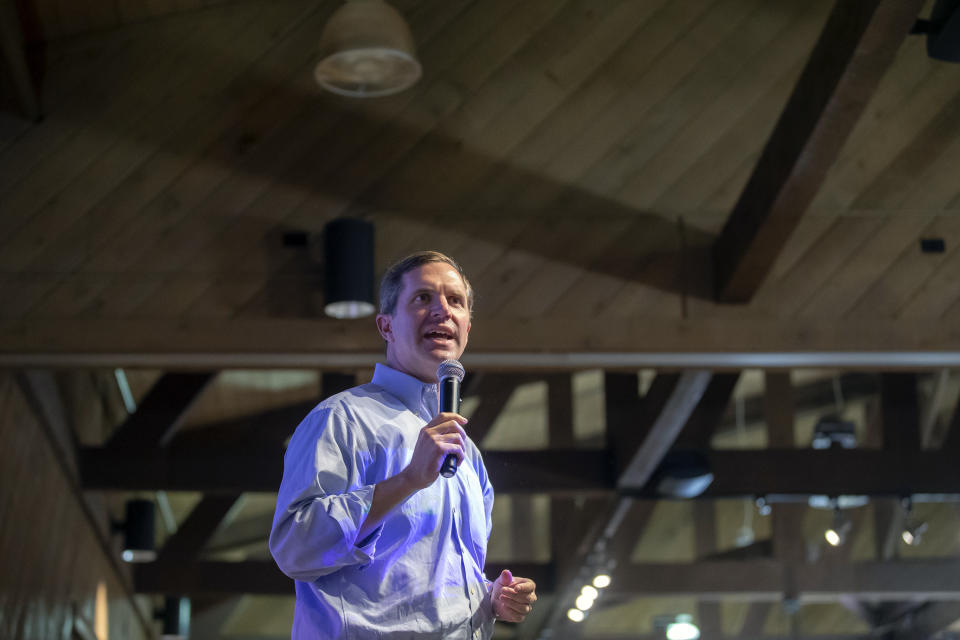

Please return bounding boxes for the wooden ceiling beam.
[78,447,615,493]
[887,602,960,640]
[714,0,926,302]
[134,560,555,596]
[106,372,216,450]
[156,494,241,562]
[170,399,320,450]
[676,373,740,448]
[79,446,960,495]
[881,373,920,451]
[4,316,960,368]
[938,386,960,452]
[617,371,712,489]
[132,559,960,599]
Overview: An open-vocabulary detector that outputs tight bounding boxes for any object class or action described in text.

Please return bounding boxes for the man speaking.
[270,251,537,638]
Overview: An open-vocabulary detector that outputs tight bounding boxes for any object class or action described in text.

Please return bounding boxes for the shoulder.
[317,383,405,421]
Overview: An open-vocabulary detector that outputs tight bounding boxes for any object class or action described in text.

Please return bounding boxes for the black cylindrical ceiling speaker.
[122,498,156,563]
[323,218,375,319]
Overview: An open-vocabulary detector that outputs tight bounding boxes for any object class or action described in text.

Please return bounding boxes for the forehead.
[399,261,467,293]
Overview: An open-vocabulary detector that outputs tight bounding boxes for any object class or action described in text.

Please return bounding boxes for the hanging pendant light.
[315,0,422,98]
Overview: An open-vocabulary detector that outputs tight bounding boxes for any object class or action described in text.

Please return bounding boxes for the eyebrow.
[409,286,466,298]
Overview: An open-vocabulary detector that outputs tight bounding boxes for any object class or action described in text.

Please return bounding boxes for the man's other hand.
[492,569,537,623]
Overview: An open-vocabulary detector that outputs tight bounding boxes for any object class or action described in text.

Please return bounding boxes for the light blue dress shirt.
[270,364,496,639]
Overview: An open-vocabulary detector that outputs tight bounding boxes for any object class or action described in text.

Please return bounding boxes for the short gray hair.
[379,251,474,316]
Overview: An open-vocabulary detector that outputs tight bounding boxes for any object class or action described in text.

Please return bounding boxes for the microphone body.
[437,359,465,478]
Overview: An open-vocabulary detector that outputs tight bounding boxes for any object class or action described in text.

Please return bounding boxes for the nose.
[430,296,452,318]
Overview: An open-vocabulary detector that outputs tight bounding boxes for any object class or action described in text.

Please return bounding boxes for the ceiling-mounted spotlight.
[824,506,852,547]
[902,521,928,546]
[653,614,700,640]
[315,0,422,97]
[113,499,156,563]
[323,218,375,319]
[900,497,928,546]
[567,608,585,623]
[811,414,857,449]
[652,451,713,498]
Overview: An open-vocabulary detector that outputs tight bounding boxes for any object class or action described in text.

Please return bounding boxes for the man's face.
[376,262,471,383]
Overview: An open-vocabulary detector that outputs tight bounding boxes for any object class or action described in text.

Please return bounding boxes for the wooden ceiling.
[5,0,960,639]
[1,0,959,365]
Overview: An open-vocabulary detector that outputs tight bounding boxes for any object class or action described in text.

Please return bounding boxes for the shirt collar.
[372,363,438,418]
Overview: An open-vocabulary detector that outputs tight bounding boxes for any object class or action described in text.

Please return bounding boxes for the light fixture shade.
[121,499,156,563]
[324,218,375,319]
[315,0,422,97]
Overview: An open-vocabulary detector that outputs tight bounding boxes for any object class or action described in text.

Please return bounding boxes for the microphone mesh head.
[436,359,465,382]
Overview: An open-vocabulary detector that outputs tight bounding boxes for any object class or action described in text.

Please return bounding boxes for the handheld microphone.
[437,359,465,478]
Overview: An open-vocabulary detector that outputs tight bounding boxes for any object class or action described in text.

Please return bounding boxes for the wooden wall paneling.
[0,6,231,242]
[751,216,885,316]
[845,215,960,317]
[618,0,823,213]
[799,214,933,319]
[0,374,152,639]
[0,377,24,636]
[2,384,46,639]
[808,46,957,215]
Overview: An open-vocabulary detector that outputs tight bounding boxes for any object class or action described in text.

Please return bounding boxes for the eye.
[414,292,430,303]
[448,295,464,307]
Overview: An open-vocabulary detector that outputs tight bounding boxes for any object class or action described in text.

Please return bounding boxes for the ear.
[376,313,393,343]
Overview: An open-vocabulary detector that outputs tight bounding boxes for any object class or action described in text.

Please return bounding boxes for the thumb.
[499,569,513,586]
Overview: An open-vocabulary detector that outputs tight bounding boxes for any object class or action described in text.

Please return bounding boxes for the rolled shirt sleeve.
[270,406,383,581]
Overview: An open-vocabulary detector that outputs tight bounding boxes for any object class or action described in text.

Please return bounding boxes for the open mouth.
[424,329,455,342]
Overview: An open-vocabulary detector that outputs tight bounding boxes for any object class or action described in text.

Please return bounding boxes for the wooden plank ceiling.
[0,0,958,362]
